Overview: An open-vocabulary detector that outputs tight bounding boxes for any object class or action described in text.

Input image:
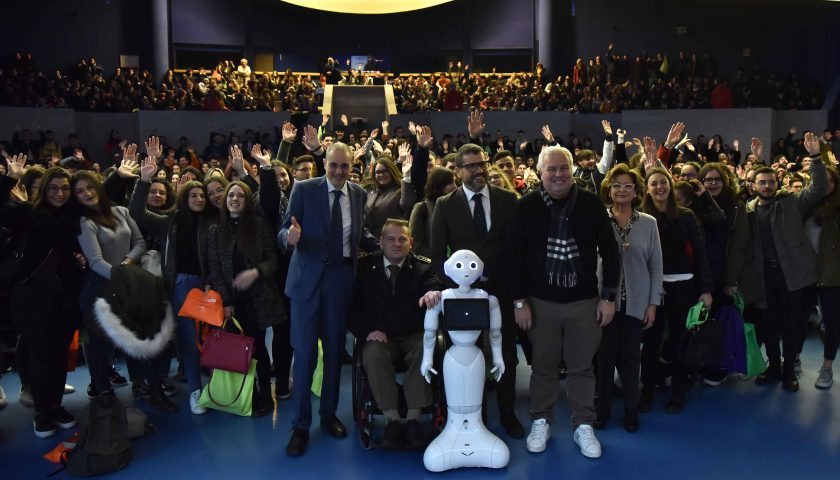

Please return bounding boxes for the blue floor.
[1,332,838,480]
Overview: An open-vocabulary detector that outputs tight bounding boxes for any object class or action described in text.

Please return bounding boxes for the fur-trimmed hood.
[94,264,174,359]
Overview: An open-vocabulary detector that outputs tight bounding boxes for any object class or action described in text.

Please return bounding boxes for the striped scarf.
[540,183,581,288]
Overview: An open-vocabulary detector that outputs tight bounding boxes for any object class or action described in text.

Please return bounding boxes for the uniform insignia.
[414,255,432,264]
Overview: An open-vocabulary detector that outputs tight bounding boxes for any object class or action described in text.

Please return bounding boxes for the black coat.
[348,252,441,341]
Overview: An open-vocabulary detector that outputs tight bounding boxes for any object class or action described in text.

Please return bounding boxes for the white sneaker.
[190,389,207,415]
[526,418,551,453]
[64,384,76,395]
[0,386,7,409]
[815,367,833,389]
[573,424,602,458]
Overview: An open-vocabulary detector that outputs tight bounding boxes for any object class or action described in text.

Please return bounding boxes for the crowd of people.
[0,47,824,114]
[1,110,838,465]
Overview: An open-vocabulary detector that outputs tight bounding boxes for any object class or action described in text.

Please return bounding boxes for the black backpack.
[63,394,132,477]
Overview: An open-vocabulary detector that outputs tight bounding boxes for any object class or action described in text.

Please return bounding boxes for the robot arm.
[487,295,505,382]
[420,303,442,383]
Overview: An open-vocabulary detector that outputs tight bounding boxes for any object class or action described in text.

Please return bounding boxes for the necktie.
[472,192,488,239]
[387,264,400,293]
[329,190,344,263]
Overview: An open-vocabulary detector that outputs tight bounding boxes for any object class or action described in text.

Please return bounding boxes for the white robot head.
[444,250,484,288]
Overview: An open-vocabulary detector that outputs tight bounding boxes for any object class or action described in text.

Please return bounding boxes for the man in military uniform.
[349,218,442,448]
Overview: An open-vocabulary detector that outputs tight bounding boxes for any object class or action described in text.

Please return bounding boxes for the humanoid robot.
[420,250,509,472]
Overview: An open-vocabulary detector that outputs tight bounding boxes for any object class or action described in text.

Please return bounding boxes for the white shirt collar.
[463,184,490,202]
[327,180,349,196]
[383,255,406,270]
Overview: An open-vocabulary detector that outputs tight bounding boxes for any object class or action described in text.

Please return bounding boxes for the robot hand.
[490,360,505,382]
[420,360,438,384]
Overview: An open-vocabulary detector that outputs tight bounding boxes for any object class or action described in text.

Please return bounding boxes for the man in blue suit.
[279,141,377,456]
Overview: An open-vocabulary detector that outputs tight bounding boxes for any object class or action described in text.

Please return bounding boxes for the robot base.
[423,409,510,472]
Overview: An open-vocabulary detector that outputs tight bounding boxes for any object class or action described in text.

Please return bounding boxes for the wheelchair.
[351,331,447,449]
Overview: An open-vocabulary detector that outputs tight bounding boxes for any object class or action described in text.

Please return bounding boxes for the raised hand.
[401,153,413,177]
[381,119,389,132]
[732,138,740,151]
[408,121,417,135]
[372,140,384,155]
[398,142,411,161]
[370,128,380,140]
[340,114,349,126]
[281,122,297,143]
[601,119,613,136]
[417,125,434,148]
[467,110,485,138]
[144,136,162,160]
[302,124,322,152]
[803,131,821,156]
[4,153,27,179]
[250,143,272,167]
[354,145,368,161]
[139,157,156,182]
[229,145,245,176]
[117,145,139,178]
[287,216,301,246]
[665,122,686,149]
[750,137,763,160]
[642,136,658,170]
[541,124,555,143]
[321,114,330,126]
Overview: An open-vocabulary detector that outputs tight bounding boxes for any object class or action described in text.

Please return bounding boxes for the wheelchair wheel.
[352,341,373,449]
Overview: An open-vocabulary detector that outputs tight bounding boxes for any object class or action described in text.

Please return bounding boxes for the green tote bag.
[198,359,257,416]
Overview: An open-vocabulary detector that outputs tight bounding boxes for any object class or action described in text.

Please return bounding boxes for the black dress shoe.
[320,415,348,439]
[380,420,403,448]
[252,389,274,418]
[148,387,178,414]
[286,428,309,456]
[404,420,425,449]
[499,410,525,439]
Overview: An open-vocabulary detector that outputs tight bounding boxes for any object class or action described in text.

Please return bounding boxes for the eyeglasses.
[610,183,636,191]
[460,161,490,172]
[702,177,723,184]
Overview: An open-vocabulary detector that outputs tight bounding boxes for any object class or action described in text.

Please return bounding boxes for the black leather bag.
[684,302,725,370]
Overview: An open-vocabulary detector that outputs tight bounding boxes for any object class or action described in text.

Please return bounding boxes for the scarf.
[540,183,582,288]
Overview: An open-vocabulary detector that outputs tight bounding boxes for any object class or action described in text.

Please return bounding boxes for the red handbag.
[178,288,224,327]
[200,317,254,374]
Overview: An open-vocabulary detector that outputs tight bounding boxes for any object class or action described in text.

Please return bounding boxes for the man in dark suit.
[279,142,377,456]
[349,219,442,448]
[429,142,525,438]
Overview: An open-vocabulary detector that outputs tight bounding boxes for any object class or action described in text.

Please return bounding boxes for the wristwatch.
[600,293,616,303]
[514,299,527,309]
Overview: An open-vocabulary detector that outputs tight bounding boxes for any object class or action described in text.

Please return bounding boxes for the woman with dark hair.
[74,149,176,414]
[207,181,286,417]
[251,145,296,399]
[1,157,84,438]
[146,178,175,212]
[696,162,750,386]
[804,165,840,389]
[204,175,230,217]
[640,167,713,413]
[408,166,456,258]
[595,164,663,433]
[364,156,415,238]
[130,141,216,413]
[19,164,45,200]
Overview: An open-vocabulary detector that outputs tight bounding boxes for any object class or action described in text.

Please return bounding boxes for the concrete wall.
[0,107,828,166]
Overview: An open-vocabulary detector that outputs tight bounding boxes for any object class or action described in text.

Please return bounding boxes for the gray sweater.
[78,206,146,280]
[611,211,664,320]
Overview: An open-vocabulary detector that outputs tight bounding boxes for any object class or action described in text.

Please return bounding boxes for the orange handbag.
[178,288,224,327]
[67,330,79,372]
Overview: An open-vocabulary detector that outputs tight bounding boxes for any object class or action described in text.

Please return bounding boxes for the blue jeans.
[79,271,113,393]
[172,274,204,393]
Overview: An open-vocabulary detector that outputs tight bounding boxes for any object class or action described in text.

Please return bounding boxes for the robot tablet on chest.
[420,250,510,472]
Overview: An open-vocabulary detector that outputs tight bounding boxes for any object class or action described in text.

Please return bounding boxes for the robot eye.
[469,262,478,269]
[455,262,463,269]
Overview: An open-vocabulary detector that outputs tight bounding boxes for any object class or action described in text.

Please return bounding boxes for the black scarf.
[539,183,581,287]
